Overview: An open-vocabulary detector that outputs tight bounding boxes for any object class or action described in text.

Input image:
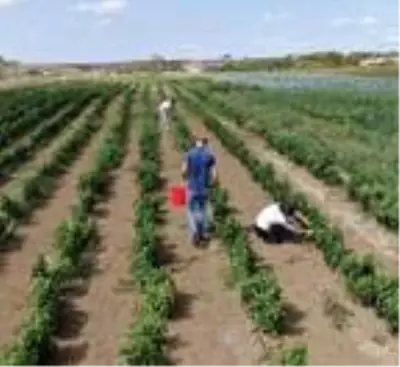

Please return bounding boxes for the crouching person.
[251,202,311,244]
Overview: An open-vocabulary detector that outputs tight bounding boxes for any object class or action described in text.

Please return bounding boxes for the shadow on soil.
[170,289,198,320]
[281,302,306,336]
[50,167,123,364]
[165,290,197,365]
[49,281,90,365]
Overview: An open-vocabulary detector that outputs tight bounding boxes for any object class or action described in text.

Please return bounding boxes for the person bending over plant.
[250,202,311,244]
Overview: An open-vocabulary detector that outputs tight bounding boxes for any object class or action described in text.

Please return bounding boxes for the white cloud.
[70,0,127,16]
[331,15,380,28]
[385,28,399,44]
[264,11,291,23]
[359,16,378,26]
[97,17,113,26]
[330,16,353,27]
[0,0,19,8]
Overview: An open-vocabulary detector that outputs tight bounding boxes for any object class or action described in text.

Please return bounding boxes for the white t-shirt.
[159,100,171,112]
[255,203,288,231]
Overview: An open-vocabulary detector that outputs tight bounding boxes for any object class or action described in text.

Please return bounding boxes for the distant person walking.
[158,97,172,130]
[182,137,217,246]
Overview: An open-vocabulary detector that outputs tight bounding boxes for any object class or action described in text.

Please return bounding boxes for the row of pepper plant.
[118,86,175,365]
[169,98,308,362]
[0,87,100,182]
[169,98,291,333]
[0,83,94,153]
[0,84,135,365]
[0,85,122,248]
[171,84,398,333]
[172,78,398,232]
[0,83,68,124]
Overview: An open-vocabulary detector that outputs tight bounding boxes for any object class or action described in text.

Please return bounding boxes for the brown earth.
[183,114,398,365]
[160,132,265,365]
[0,96,122,352]
[53,107,138,365]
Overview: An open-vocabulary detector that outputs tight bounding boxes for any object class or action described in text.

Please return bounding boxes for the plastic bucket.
[168,185,187,209]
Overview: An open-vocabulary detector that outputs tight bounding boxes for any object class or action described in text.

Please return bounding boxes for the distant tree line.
[219,51,399,71]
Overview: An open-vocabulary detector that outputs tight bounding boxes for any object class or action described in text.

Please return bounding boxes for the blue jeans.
[187,191,208,240]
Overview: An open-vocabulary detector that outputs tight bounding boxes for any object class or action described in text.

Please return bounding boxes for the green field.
[0,78,397,366]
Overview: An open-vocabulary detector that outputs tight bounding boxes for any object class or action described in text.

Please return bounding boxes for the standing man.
[182,137,217,246]
[158,96,172,130]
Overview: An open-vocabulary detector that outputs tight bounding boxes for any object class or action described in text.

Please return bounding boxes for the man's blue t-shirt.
[185,146,215,195]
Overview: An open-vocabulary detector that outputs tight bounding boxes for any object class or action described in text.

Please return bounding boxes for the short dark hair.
[192,135,208,146]
[280,202,295,216]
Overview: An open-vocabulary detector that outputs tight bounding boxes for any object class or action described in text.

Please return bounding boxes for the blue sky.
[0,0,398,62]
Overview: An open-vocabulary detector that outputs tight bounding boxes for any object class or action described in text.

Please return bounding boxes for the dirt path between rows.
[1,100,99,196]
[0,96,123,352]
[160,132,265,365]
[54,107,138,365]
[185,115,398,365]
[224,117,399,274]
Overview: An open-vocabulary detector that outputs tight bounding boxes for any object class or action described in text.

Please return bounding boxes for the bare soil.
[185,115,398,365]
[160,132,265,365]
[0,96,122,352]
[53,113,138,365]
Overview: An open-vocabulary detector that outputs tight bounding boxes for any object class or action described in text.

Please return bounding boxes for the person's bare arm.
[281,220,304,234]
[295,211,310,227]
[181,159,188,179]
[210,165,218,185]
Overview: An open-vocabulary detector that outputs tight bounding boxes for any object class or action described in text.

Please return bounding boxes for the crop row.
[171,105,287,334]
[0,86,134,365]
[0,88,119,248]
[168,98,308,365]
[0,84,124,176]
[0,85,101,153]
[174,79,398,231]
[119,87,174,365]
[172,86,398,333]
[0,92,97,182]
[0,84,65,122]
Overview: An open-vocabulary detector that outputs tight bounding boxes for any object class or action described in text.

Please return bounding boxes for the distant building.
[182,59,225,73]
[359,56,398,66]
[183,61,203,73]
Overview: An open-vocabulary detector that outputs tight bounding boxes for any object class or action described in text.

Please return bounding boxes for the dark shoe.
[192,233,200,247]
[201,233,211,242]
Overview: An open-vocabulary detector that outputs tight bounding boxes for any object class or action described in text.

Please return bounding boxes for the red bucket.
[168,185,187,209]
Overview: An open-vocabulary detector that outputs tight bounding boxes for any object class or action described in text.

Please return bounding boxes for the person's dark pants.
[251,224,300,244]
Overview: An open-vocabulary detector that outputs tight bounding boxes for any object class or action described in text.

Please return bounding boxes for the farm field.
[0,77,398,365]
